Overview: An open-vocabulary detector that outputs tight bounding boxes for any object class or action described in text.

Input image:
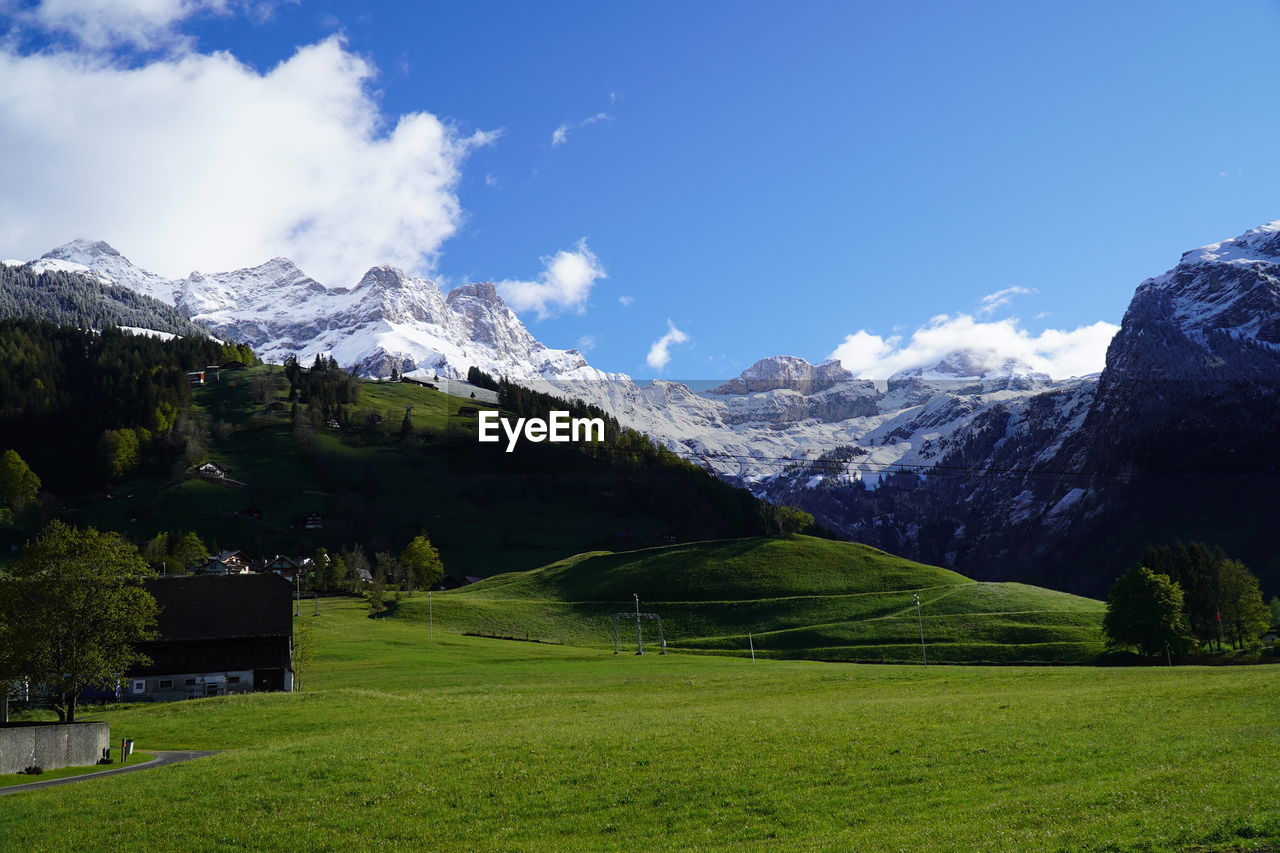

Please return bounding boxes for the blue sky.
[2,1,1279,378]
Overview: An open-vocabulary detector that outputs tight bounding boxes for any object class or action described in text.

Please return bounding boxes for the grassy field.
[0,598,1275,852]
[415,536,1108,664]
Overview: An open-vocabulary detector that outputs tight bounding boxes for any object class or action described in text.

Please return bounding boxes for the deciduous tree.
[399,534,444,591]
[1103,566,1197,658]
[2,521,157,722]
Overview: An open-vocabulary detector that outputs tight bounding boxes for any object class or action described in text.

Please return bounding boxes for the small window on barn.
[132,680,145,693]
[159,680,173,689]
[185,678,196,686]
[227,676,240,684]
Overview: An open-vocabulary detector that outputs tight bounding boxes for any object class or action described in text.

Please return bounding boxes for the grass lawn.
[0,598,1275,852]
[0,753,156,788]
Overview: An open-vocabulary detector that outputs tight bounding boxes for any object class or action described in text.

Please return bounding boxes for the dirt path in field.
[0,750,217,796]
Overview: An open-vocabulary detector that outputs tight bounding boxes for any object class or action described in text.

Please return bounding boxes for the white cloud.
[496,239,606,319]
[0,36,497,286]
[618,295,634,307]
[484,173,500,188]
[549,112,613,147]
[977,286,1035,316]
[20,0,281,51]
[575,333,598,352]
[830,314,1119,380]
[646,320,689,371]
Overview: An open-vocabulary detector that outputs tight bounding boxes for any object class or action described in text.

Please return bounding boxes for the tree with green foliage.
[141,532,170,570]
[367,571,388,616]
[170,531,207,572]
[0,449,41,513]
[1269,596,1280,627]
[1,521,157,722]
[1103,566,1197,657]
[400,534,444,591]
[331,552,350,589]
[312,547,333,590]
[98,428,142,481]
[1217,559,1270,648]
[1139,542,1270,651]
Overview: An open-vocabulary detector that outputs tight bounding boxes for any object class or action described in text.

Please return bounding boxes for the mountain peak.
[42,238,124,261]
[1137,217,1280,347]
[710,355,854,395]
[446,281,503,306]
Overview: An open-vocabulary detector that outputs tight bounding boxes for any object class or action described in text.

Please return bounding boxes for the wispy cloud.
[646,320,690,371]
[496,239,606,319]
[550,112,614,147]
[575,333,599,352]
[977,286,1035,317]
[618,295,634,307]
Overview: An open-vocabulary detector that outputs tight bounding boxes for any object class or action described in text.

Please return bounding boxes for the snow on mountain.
[29,241,620,382]
[1139,218,1280,347]
[41,239,175,301]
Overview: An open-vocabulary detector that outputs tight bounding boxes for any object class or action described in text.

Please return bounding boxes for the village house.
[124,574,294,702]
[263,555,306,582]
[197,549,252,575]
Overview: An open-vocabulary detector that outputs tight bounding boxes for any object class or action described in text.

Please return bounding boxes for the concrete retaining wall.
[0,722,110,774]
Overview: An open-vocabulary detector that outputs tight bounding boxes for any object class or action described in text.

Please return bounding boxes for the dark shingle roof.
[146,574,293,641]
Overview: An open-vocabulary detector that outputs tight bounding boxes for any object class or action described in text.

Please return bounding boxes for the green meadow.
[421,536,1108,664]
[1,598,1276,852]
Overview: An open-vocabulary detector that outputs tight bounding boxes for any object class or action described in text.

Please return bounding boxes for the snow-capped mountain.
[15,217,1279,596]
[32,240,614,382]
[749,218,1280,595]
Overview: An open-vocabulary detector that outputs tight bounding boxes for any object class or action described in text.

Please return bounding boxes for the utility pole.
[748,632,756,662]
[634,593,644,655]
[295,572,301,617]
[913,593,928,666]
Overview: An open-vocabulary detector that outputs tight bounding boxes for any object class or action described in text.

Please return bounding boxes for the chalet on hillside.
[198,549,252,575]
[195,460,248,489]
[400,376,437,390]
[186,371,206,386]
[125,574,294,702]
[264,555,305,582]
[220,360,247,371]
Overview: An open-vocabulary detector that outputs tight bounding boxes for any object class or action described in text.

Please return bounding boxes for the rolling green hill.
[71,365,769,574]
[409,535,1106,663]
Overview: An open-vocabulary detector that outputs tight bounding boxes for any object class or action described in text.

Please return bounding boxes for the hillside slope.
[74,366,771,574]
[410,535,1105,663]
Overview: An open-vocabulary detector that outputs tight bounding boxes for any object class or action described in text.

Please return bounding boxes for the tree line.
[1103,541,1273,657]
[0,319,256,503]
[0,264,206,337]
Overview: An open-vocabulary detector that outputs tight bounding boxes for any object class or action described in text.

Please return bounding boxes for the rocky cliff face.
[754,220,1280,595]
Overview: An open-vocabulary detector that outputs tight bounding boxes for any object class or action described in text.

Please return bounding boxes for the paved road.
[0,750,217,796]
